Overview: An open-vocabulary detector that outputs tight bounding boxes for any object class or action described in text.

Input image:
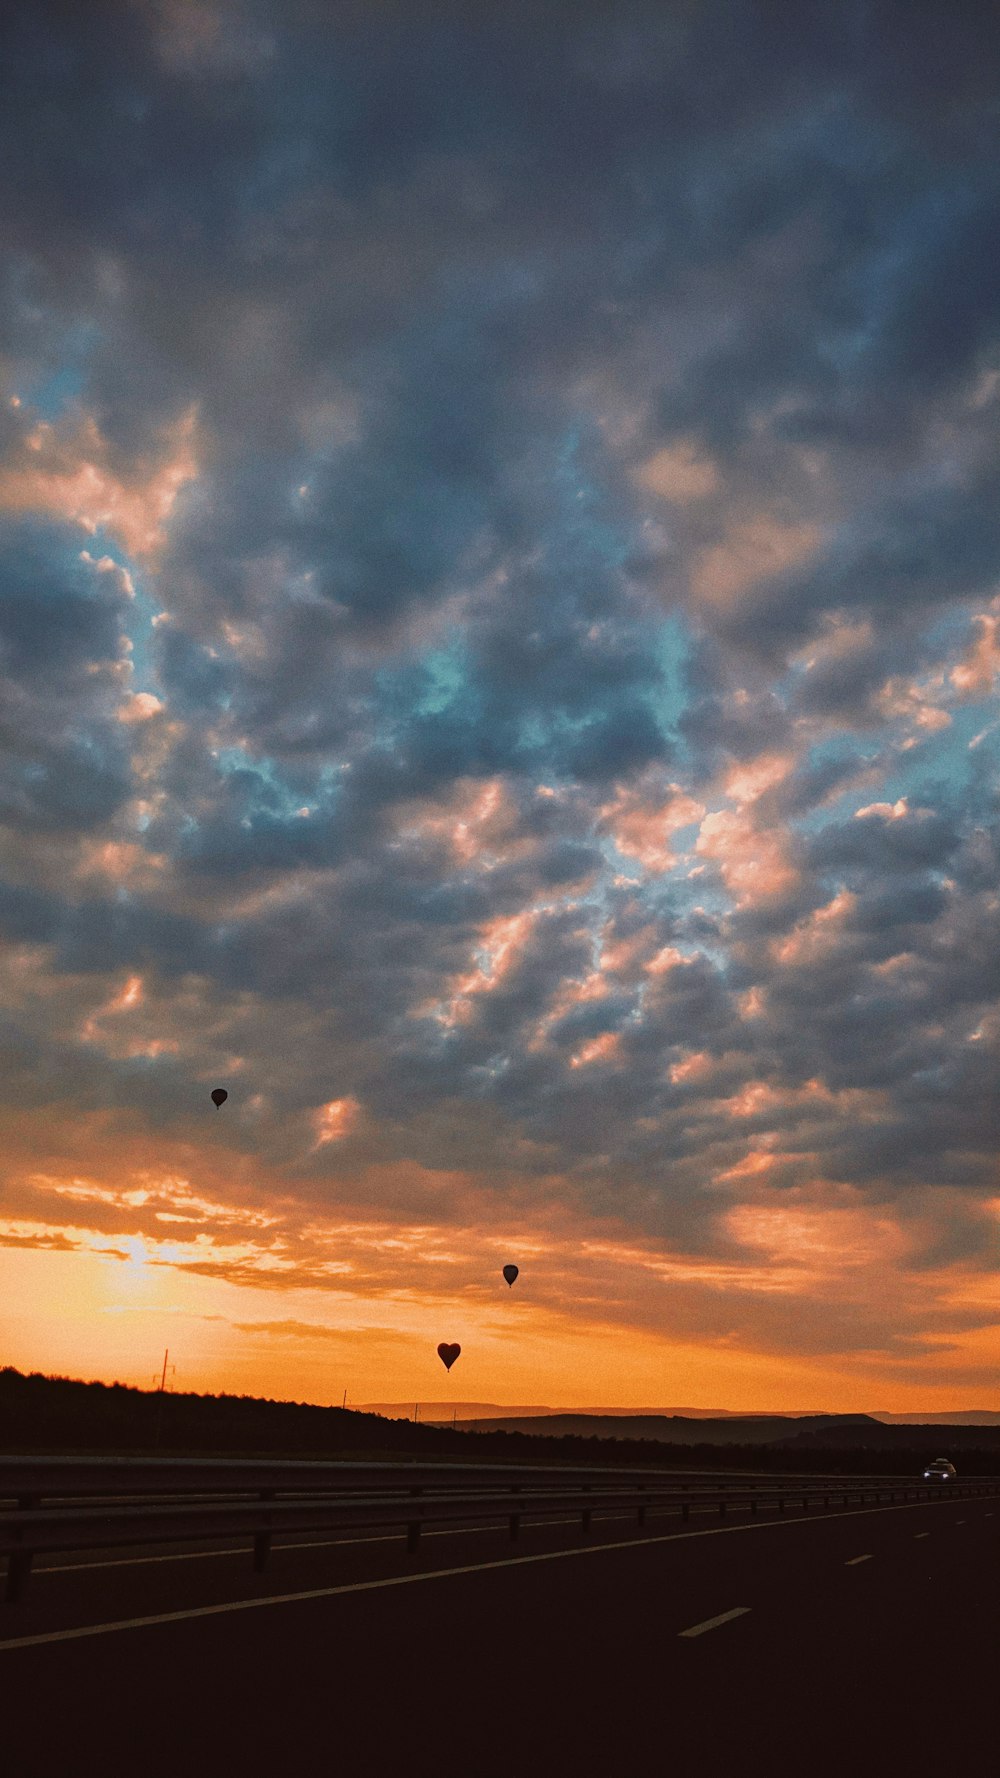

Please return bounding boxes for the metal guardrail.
[1,1458,995,1604]
[0,1454,961,1499]
[0,1458,745,1500]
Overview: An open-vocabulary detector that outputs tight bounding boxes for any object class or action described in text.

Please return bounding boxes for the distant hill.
[356,1402,816,1422]
[870,1410,1000,1426]
[359,1402,560,1421]
[774,1418,1000,1451]
[453,1413,880,1444]
[361,1401,1000,1426]
[452,1411,1000,1447]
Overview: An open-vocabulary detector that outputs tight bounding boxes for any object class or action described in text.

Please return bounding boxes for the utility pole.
[342,1388,347,1410]
[414,1403,419,1424]
[153,1349,174,1449]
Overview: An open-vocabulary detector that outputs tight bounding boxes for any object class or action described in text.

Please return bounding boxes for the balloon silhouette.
[210,1088,228,1108]
[437,1343,461,1371]
[502,1264,519,1287]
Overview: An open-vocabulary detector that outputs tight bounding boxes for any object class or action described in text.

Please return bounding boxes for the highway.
[2,1490,995,1775]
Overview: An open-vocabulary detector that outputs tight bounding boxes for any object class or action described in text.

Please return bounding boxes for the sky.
[1,0,999,1415]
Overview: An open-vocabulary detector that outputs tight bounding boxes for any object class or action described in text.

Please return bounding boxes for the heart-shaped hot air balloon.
[437,1343,461,1371]
[502,1264,519,1287]
[211,1088,228,1108]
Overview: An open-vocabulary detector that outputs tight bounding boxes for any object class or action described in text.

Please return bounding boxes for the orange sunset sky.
[2,0,1000,1416]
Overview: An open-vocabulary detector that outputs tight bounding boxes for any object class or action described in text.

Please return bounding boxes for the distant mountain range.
[445,1413,880,1445]
[359,1402,781,1421]
[447,1412,1000,1448]
[873,1410,1000,1425]
[360,1401,1000,1428]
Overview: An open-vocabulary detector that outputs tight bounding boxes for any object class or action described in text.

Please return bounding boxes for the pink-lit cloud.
[2,0,1000,1413]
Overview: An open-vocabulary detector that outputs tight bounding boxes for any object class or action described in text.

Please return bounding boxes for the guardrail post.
[581,1486,592,1534]
[253,1489,275,1572]
[404,1483,424,1553]
[637,1488,646,1527]
[404,1485,424,1554]
[718,1495,727,1517]
[5,1493,40,1604]
[801,1495,809,1512]
[682,1496,690,1522]
[750,1494,758,1515]
[778,1495,785,1513]
[508,1481,522,1539]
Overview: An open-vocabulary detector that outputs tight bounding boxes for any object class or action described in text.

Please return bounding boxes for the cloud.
[2,0,1000,1402]
[0,406,197,559]
[0,519,134,834]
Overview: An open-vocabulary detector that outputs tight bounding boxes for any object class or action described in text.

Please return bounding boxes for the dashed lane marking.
[845,1554,872,1565]
[914,1533,930,1539]
[678,1608,750,1639]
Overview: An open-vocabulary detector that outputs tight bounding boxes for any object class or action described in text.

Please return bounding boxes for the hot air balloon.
[502,1264,519,1287]
[211,1088,228,1108]
[437,1342,461,1371]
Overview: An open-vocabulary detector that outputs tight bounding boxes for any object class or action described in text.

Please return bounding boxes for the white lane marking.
[678,1607,750,1639]
[914,1533,929,1539]
[955,1520,965,1525]
[845,1554,872,1565]
[0,1495,984,1653]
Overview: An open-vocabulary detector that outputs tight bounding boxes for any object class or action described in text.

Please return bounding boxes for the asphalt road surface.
[2,1491,995,1777]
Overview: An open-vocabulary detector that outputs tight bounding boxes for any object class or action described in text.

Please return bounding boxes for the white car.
[923,1458,957,1481]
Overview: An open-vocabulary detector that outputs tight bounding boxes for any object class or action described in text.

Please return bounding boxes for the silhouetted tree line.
[1,1368,998,1474]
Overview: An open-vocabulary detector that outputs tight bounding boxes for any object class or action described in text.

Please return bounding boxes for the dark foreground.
[2,1490,995,1777]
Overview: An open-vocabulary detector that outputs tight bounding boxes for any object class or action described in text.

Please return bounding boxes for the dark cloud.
[0,519,132,831]
[806,807,960,875]
[2,0,1000,1379]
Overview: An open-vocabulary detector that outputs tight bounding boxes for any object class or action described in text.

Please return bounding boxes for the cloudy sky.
[1,0,999,1413]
